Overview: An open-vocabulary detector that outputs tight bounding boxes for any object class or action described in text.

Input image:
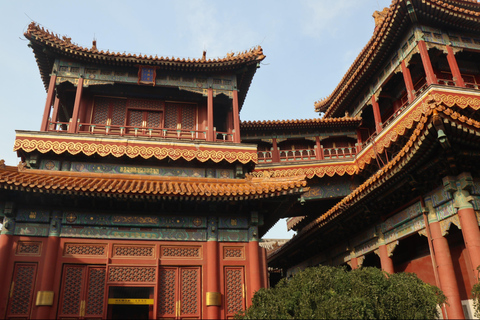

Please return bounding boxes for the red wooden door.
[127,110,162,135]
[6,263,38,319]
[158,267,201,319]
[224,267,246,319]
[57,265,106,319]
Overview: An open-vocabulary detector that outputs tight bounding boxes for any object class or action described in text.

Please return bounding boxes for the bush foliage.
[473,267,480,318]
[236,266,445,320]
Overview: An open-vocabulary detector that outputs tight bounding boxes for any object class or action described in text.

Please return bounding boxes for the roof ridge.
[25,22,265,64]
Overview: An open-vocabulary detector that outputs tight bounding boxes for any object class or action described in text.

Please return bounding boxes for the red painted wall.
[395,253,436,287]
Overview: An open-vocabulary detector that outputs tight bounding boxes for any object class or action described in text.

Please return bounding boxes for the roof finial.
[202,50,207,61]
[92,39,97,51]
[372,7,389,31]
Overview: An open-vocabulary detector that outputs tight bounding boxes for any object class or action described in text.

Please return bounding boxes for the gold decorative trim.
[254,164,358,179]
[430,92,480,110]
[14,138,257,164]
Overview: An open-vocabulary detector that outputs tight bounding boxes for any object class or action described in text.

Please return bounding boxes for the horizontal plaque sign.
[108,298,154,305]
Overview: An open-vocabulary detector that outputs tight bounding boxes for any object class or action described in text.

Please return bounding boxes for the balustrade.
[257,146,357,163]
[279,149,316,162]
[49,122,208,141]
[257,151,273,163]
[214,130,234,142]
[322,147,356,159]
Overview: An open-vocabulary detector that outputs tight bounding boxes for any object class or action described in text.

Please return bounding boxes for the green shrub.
[236,266,445,320]
[472,266,480,318]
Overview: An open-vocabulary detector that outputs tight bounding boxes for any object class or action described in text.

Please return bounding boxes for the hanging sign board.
[108,298,154,305]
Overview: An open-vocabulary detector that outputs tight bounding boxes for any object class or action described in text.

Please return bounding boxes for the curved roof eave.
[315,0,480,117]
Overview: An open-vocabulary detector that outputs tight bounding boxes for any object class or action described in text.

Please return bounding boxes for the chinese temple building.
[264,1,480,319]
[0,23,307,319]
[2,0,480,319]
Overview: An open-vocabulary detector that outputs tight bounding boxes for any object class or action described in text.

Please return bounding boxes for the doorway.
[107,286,154,319]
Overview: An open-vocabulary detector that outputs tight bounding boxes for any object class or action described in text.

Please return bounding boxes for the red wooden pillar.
[35,234,60,319]
[207,88,214,142]
[205,217,220,319]
[356,129,363,153]
[400,60,415,103]
[418,40,437,85]
[49,97,60,130]
[371,96,382,134]
[428,213,465,319]
[248,240,262,300]
[378,236,394,274]
[41,74,57,131]
[446,45,465,87]
[0,232,13,316]
[69,77,83,133]
[444,173,480,280]
[272,138,280,162]
[232,90,241,143]
[456,198,480,279]
[205,240,220,319]
[350,255,359,270]
[315,136,324,160]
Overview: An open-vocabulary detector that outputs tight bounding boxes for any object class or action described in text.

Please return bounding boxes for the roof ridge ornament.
[372,7,390,31]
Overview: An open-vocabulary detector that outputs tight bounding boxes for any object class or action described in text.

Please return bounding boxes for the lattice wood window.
[158,267,201,319]
[164,103,196,130]
[127,109,163,131]
[112,245,155,258]
[223,247,245,260]
[108,266,156,283]
[63,243,107,257]
[160,246,201,259]
[92,97,127,126]
[57,265,106,319]
[6,263,37,318]
[16,241,42,255]
[225,267,245,318]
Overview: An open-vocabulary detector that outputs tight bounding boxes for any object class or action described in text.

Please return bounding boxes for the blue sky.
[0,0,393,238]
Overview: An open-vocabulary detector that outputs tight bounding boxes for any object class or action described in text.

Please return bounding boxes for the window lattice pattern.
[158,269,176,315]
[17,242,41,255]
[64,244,106,256]
[162,246,200,258]
[224,247,244,259]
[111,100,127,126]
[181,106,195,130]
[129,99,163,110]
[165,105,178,129]
[93,98,110,124]
[61,266,84,315]
[9,264,36,315]
[129,110,143,127]
[226,268,244,315]
[85,268,106,316]
[108,267,156,282]
[146,111,162,128]
[180,268,199,315]
[113,246,154,257]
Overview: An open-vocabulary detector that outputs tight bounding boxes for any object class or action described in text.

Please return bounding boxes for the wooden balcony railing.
[279,149,316,162]
[257,147,357,163]
[257,151,273,163]
[214,131,234,142]
[49,122,208,141]
[465,82,479,89]
[322,147,356,159]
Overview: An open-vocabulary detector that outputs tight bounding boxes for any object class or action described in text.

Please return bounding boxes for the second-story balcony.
[257,147,357,164]
[48,121,235,143]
